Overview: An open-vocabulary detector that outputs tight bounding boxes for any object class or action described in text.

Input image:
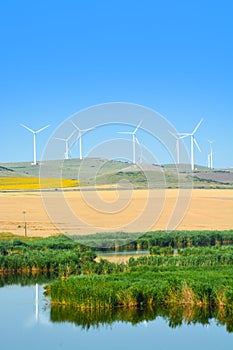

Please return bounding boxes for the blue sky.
[0,0,232,168]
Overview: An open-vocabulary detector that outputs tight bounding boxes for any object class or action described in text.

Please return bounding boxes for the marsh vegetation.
[1,230,233,331]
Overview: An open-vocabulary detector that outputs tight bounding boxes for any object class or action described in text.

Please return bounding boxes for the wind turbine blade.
[75,133,81,146]
[135,136,140,145]
[192,118,203,134]
[118,131,133,135]
[178,133,191,137]
[168,130,178,139]
[71,122,82,147]
[71,120,81,131]
[53,137,66,141]
[133,120,143,133]
[36,125,50,133]
[21,124,34,133]
[83,127,95,132]
[67,129,76,141]
[71,120,95,134]
[194,138,201,152]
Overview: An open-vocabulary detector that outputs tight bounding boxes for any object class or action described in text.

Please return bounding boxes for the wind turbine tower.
[180,119,203,171]
[207,153,211,168]
[135,136,143,164]
[21,124,50,165]
[168,131,186,164]
[54,130,76,160]
[118,121,143,164]
[71,121,94,160]
[208,140,214,169]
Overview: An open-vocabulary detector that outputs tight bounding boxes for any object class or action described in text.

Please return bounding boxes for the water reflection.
[1,274,232,335]
[0,272,58,287]
[0,282,232,350]
[50,303,233,333]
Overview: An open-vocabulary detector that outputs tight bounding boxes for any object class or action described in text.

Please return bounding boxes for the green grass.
[71,230,233,250]
[0,235,95,273]
[47,266,233,311]
[1,158,232,188]
[0,231,233,330]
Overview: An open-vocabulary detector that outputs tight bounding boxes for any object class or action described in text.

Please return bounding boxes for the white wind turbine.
[208,140,214,169]
[21,124,50,165]
[180,119,203,171]
[118,121,143,164]
[71,121,94,160]
[168,131,186,164]
[54,130,76,160]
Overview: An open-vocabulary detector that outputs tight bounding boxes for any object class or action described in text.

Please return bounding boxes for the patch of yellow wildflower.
[0,177,78,190]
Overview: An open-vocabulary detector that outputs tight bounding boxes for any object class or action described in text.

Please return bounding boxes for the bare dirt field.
[0,189,232,237]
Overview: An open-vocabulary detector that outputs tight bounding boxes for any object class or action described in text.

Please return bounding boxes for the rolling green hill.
[0,158,232,189]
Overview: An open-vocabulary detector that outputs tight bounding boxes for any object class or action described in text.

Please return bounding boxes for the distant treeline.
[1,232,233,273]
[0,235,96,274]
[71,230,233,250]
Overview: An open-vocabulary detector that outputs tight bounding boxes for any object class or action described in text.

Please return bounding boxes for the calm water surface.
[0,284,232,350]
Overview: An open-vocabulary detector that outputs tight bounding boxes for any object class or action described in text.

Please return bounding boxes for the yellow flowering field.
[0,177,79,190]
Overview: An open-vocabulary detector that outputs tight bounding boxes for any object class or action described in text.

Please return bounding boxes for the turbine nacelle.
[71,121,95,160]
[179,118,203,171]
[118,120,143,164]
[54,130,76,160]
[168,130,187,164]
[21,123,50,165]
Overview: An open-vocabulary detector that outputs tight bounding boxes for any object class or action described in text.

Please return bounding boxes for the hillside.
[0,165,14,174]
[0,158,232,189]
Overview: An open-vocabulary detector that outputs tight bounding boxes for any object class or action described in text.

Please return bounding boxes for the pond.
[96,249,148,262]
[0,283,232,350]
[96,249,148,256]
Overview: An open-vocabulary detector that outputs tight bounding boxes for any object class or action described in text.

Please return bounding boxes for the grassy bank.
[1,232,233,273]
[0,235,96,274]
[46,266,233,311]
[1,231,233,317]
[50,302,233,332]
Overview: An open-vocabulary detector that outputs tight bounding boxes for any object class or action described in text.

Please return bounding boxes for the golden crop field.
[0,177,79,190]
[0,188,232,237]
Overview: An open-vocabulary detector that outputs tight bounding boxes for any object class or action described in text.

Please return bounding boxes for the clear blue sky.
[0,0,232,168]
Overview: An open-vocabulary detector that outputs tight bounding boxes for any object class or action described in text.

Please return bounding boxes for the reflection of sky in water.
[0,285,232,350]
